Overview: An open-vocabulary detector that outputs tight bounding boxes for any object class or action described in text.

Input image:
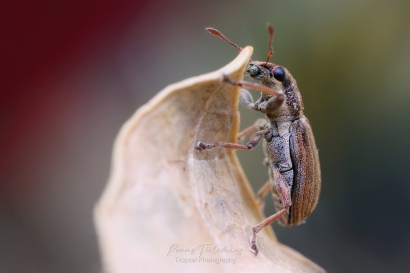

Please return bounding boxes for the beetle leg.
[264,95,284,113]
[223,73,285,113]
[222,74,284,99]
[237,118,268,141]
[250,167,292,255]
[239,88,256,110]
[195,129,269,151]
[237,124,257,142]
[256,180,272,210]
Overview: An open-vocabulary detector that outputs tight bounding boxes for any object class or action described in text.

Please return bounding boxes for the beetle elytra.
[195,25,321,255]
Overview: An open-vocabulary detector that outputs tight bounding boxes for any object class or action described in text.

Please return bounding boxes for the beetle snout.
[247,64,263,77]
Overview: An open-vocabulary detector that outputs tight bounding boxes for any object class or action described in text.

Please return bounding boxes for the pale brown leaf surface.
[94,47,325,273]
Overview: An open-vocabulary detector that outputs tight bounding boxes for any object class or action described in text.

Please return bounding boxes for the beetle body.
[195,26,321,254]
[246,61,321,226]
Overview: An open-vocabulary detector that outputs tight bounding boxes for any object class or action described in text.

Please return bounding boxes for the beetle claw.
[249,244,259,255]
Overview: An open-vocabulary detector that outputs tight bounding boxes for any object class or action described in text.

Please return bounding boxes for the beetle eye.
[273,67,287,82]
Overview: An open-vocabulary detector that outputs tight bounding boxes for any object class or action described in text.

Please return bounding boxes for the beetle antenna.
[265,24,274,65]
[206,27,243,52]
[206,27,253,62]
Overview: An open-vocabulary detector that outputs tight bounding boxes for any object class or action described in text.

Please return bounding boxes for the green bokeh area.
[230,0,410,272]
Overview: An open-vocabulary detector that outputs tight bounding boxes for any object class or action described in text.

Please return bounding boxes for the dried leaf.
[94,46,325,273]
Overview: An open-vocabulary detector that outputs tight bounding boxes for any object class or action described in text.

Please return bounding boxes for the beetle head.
[246,61,292,92]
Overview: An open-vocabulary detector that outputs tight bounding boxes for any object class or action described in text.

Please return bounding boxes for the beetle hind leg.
[250,167,292,255]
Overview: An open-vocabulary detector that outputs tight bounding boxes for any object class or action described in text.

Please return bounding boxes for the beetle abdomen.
[288,116,321,226]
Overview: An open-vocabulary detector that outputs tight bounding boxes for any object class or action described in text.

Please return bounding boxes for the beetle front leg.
[239,88,257,110]
[250,167,292,255]
[195,129,269,151]
[264,95,285,113]
[222,74,285,100]
[224,74,284,113]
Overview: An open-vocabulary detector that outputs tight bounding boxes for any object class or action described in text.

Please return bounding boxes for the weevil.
[195,25,321,255]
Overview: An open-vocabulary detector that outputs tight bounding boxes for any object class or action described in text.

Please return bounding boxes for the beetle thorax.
[248,62,304,122]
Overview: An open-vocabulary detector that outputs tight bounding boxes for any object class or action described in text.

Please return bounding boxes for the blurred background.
[1,0,410,272]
